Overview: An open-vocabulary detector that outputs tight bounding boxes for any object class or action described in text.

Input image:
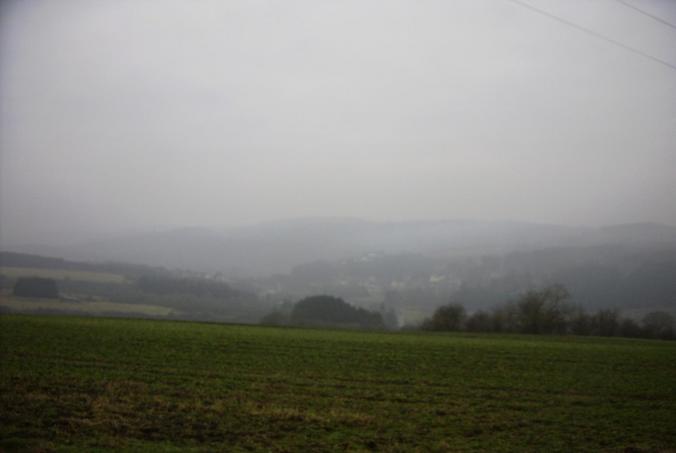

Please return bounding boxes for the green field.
[1,316,675,452]
[0,266,126,283]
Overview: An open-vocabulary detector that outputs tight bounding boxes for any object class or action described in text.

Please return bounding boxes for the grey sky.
[1,0,675,246]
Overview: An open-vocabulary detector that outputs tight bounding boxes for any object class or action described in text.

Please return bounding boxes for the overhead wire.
[614,0,676,31]
[505,0,676,72]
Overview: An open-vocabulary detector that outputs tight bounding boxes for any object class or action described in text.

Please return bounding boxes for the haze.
[1,0,675,247]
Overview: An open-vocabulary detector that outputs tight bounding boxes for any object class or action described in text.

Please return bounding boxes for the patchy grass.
[0,296,176,317]
[1,315,675,452]
[0,266,127,283]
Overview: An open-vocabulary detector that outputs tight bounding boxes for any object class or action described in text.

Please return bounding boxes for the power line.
[505,0,676,72]
[615,0,676,31]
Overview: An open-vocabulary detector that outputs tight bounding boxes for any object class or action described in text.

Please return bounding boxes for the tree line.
[421,285,675,340]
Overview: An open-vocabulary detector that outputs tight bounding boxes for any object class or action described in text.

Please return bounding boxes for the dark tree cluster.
[261,295,384,329]
[13,277,60,299]
[422,285,675,340]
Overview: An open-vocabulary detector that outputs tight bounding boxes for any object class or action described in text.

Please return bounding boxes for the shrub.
[465,310,493,332]
[290,295,384,329]
[642,311,675,340]
[421,303,466,331]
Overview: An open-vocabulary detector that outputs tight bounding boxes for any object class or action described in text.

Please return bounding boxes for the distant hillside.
[245,243,676,317]
[10,218,676,277]
[4,237,676,322]
[0,251,169,278]
[593,223,676,245]
[0,251,270,323]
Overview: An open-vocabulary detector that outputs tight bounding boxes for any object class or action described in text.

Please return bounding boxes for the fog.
[1,0,675,248]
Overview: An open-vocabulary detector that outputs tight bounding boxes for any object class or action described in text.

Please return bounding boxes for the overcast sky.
[1,0,675,246]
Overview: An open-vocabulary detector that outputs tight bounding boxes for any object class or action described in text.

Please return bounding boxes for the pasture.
[1,315,675,452]
[0,266,127,284]
[0,296,176,317]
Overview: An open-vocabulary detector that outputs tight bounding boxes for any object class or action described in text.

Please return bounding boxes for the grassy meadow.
[0,267,127,284]
[0,296,176,317]
[1,315,675,452]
